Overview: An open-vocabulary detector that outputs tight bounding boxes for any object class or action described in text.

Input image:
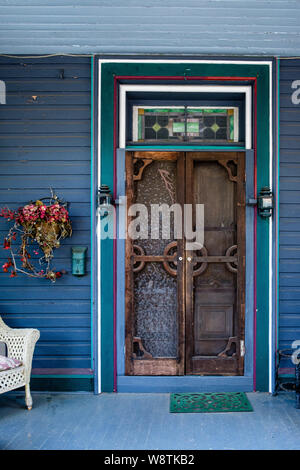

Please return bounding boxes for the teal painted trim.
[277,58,280,357]
[99,61,271,392]
[32,375,92,379]
[255,65,271,392]
[126,146,246,151]
[100,65,114,392]
[90,55,94,369]
[30,378,94,392]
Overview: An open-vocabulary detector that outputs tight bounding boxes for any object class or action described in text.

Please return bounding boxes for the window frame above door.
[119,84,252,149]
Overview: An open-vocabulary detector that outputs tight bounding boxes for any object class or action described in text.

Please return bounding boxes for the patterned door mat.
[170,392,253,413]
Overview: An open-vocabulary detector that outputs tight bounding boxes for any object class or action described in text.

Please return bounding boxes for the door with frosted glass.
[125,151,245,376]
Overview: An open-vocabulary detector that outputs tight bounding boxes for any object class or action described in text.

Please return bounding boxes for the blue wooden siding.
[0,56,92,371]
[0,0,299,56]
[279,59,300,365]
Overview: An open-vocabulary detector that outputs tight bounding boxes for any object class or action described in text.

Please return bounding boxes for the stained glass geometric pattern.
[133,106,238,144]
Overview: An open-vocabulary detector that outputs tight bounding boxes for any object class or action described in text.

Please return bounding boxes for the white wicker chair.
[0,317,40,410]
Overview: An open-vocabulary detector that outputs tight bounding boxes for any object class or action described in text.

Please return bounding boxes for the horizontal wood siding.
[0,0,299,55]
[0,56,92,371]
[279,59,300,367]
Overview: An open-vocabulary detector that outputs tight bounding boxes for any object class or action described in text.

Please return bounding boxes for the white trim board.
[97,58,274,394]
[120,85,251,148]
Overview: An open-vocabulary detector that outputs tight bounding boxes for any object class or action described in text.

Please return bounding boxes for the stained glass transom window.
[132,106,239,144]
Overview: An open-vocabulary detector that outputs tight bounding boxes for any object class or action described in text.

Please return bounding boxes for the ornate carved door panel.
[125,151,245,376]
[125,151,185,376]
[185,152,245,376]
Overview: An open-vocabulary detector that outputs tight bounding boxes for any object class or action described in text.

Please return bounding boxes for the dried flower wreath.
[0,191,72,282]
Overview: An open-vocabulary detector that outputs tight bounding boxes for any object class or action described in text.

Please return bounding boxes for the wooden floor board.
[1,392,300,450]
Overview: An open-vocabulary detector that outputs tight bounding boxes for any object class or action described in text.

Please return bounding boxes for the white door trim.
[96,58,273,394]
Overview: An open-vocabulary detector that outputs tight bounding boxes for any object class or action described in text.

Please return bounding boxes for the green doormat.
[170,392,253,413]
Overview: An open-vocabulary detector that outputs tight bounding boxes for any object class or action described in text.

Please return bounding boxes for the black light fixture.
[258,186,273,218]
[97,184,114,218]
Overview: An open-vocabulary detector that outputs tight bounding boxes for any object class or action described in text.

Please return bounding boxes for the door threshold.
[117,376,253,393]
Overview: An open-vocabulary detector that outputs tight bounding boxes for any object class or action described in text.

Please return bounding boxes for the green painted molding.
[30,378,94,392]
[90,55,94,369]
[99,61,271,392]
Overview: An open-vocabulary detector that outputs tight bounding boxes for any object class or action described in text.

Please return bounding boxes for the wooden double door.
[125,151,245,376]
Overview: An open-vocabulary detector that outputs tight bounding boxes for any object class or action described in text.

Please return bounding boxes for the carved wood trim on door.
[125,151,245,377]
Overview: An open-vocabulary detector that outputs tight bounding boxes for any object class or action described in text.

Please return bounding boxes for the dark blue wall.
[0,56,92,372]
[1,54,300,379]
[279,59,300,366]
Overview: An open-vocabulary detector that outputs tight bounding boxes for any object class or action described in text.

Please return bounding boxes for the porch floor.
[1,392,300,450]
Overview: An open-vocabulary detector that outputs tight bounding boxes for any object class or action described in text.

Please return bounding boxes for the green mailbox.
[72,246,87,276]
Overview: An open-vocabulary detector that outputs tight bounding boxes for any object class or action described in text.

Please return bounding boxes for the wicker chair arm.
[0,317,40,380]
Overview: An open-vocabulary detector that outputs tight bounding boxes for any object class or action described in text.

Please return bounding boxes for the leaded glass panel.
[132,106,238,144]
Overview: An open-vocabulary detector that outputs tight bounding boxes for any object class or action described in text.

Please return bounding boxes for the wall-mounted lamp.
[97,184,114,218]
[72,246,87,276]
[258,187,273,218]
